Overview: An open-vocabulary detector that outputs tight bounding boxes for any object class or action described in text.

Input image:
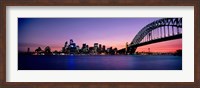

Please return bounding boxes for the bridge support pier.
[127,47,137,55]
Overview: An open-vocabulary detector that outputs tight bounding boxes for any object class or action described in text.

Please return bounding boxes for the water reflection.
[67,56,75,70]
[18,55,182,70]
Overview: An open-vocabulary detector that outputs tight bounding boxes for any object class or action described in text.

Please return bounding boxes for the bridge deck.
[118,34,182,53]
[131,34,182,47]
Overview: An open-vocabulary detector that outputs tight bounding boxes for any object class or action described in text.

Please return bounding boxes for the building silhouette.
[94,43,98,54]
[98,44,102,54]
[35,47,42,55]
[44,46,52,55]
[82,43,88,54]
[125,42,128,54]
[69,39,77,54]
[27,48,30,53]
[62,41,68,53]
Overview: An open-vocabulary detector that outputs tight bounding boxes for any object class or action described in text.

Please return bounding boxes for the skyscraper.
[27,48,30,53]
[82,43,88,54]
[69,39,76,54]
[62,41,68,53]
[76,46,80,53]
[64,41,68,47]
[98,44,102,53]
[102,45,106,53]
[70,39,73,44]
[94,43,98,54]
[125,42,128,54]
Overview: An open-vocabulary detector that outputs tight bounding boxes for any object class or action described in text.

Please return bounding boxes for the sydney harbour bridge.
[118,18,182,54]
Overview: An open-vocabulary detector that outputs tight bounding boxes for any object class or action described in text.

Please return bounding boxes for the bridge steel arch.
[130,18,182,46]
[121,18,183,54]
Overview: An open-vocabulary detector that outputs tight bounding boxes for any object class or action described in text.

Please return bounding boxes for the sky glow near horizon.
[18,18,182,52]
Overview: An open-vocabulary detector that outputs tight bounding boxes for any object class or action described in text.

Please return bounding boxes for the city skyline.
[18,18,182,52]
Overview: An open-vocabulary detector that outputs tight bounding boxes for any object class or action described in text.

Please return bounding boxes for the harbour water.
[18,55,182,70]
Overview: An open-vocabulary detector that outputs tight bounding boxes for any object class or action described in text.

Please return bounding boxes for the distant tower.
[99,44,102,50]
[86,45,89,51]
[125,42,128,54]
[62,41,68,53]
[102,45,106,52]
[94,43,98,54]
[76,45,79,53]
[98,44,102,53]
[70,39,73,44]
[148,48,150,53]
[27,48,30,53]
[69,39,76,54]
[64,41,68,47]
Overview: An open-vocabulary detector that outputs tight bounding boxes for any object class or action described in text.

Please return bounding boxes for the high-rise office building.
[27,48,30,53]
[62,41,68,53]
[69,39,76,54]
[76,46,80,53]
[70,39,73,44]
[94,43,98,54]
[82,43,88,54]
[102,45,106,53]
[98,44,102,53]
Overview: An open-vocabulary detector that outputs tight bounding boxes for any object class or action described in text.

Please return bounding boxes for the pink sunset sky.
[18,18,182,53]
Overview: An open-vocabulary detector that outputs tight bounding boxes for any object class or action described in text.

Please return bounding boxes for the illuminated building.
[94,43,98,54]
[82,43,88,53]
[69,39,76,54]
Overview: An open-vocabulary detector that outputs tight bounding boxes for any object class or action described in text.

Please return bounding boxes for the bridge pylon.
[127,47,137,55]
